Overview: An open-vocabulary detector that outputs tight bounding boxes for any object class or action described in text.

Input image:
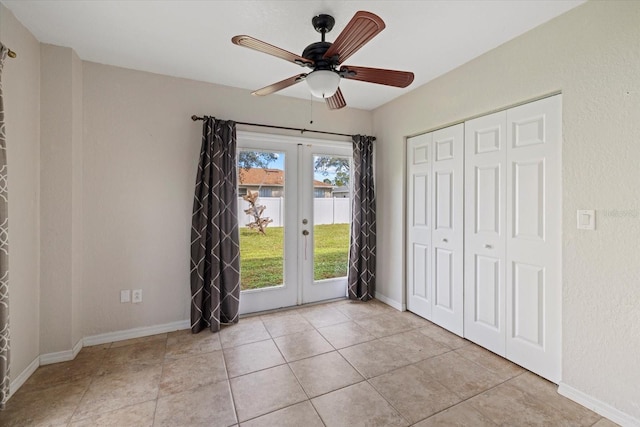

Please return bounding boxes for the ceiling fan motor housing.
[305,14,339,71]
[302,41,336,71]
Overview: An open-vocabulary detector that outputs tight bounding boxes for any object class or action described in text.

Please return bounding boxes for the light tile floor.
[1,299,616,426]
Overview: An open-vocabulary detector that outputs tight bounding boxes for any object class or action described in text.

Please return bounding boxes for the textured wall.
[0,5,41,380]
[81,62,372,337]
[373,0,640,420]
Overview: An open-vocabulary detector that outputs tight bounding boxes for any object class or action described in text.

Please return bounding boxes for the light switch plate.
[120,289,131,303]
[577,210,595,230]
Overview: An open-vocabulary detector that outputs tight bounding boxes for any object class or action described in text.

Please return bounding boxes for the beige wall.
[39,44,84,353]
[0,5,41,380]
[373,0,640,420]
[80,62,372,336]
[71,47,83,347]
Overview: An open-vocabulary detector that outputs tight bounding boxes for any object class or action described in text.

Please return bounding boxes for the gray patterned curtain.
[0,43,10,409]
[190,117,240,333]
[348,135,376,301]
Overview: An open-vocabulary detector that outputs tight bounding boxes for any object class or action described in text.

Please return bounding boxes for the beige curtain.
[0,43,11,409]
[348,135,376,301]
[190,117,240,333]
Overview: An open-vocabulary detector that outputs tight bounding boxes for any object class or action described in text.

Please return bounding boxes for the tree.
[314,156,350,187]
[238,151,278,170]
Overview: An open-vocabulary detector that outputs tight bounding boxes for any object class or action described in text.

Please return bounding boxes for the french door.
[237,132,352,314]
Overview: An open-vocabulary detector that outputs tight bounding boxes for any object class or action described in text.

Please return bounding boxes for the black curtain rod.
[191,115,374,141]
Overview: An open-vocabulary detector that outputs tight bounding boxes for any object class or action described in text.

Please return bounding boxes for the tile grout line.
[149,336,171,426]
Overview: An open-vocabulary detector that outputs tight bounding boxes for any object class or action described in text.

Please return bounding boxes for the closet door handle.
[484,244,493,249]
[442,238,448,243]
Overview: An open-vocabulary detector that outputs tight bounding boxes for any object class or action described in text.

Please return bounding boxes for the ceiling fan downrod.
[312,14,335,42]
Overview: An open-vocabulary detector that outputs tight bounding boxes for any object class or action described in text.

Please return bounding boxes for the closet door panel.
[406,134,432,319]
[506,95,562,383]
[475,255,501,329]
[464,111,507,356]
[434,248,453,310]
[431,124,464,336]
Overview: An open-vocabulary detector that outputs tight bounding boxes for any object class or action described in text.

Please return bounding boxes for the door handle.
[442,238,448,243]
[484,244,493,249]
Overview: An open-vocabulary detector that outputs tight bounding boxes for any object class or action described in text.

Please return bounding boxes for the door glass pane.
[313,155,351,281]
[238,150,285,290]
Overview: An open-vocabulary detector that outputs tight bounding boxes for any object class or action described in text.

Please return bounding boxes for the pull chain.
[309,93,314,125]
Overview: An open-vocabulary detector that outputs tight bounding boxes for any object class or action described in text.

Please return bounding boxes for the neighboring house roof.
[238,168,332,188]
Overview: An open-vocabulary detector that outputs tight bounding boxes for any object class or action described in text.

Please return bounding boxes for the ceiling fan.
[232,11,415,110]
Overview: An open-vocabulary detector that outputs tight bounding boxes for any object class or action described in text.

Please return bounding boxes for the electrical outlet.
[120,290,131,303]
[132,289,143,304]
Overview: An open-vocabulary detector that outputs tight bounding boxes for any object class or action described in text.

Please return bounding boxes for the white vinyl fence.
[239,197,350,227]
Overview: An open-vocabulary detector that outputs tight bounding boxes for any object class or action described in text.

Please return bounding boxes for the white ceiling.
[2,0,584,110]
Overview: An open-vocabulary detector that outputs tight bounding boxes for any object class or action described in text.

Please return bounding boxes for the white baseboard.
[8,319,190,402]
[558,382,640,427]
[9,356,39,399]
[83,319,190,347]
[375,292,405,311]
[39,339,83,366]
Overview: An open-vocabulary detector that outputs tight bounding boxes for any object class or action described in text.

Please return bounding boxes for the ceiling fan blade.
[325,88,346,110]
[232,35,314,67]
[252,74,307,96]
[340,65,414,88]
[323,11,385,65]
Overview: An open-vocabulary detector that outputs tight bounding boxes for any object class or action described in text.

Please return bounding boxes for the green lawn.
[240,223,350,290]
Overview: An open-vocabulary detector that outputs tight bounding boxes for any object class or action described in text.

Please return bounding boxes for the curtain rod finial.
[191,115,199,121]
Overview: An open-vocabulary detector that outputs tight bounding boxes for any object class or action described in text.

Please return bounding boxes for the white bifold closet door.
[463,111,507,356]
[464,95,562,383]
[407,124,464,336]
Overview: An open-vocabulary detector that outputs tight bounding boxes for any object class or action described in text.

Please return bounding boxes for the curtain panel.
[190,117,240,333]
[348,135,376,301]
[0,43,10,409]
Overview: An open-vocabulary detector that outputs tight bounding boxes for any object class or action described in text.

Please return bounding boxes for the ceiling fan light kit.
[232,10,414,109]
[305,70,340,98]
